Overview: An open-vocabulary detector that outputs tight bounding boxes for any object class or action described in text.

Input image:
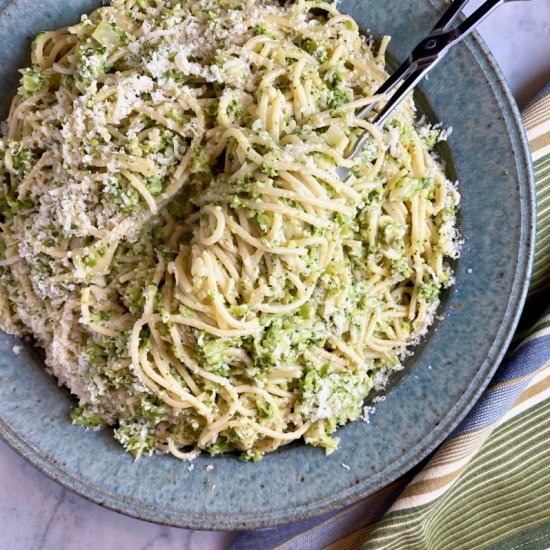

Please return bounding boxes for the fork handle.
[456,0,532,41]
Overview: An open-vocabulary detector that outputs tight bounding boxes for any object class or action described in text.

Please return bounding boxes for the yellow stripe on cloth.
[529,134,550,162]
[523,91,550,132]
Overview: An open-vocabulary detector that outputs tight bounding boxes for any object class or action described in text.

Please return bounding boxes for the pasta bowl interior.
[0,0,534,529]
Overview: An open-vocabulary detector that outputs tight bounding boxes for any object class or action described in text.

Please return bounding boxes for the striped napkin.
[232,85,550,550]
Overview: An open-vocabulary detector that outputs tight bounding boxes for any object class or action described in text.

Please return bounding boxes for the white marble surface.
[464,0,550,108]
[1,3,550,550]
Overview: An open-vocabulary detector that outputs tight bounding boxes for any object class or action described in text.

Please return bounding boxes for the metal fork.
[337,0,532,179]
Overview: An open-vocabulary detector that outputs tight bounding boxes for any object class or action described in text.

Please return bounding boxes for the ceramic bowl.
[0,0,535,529]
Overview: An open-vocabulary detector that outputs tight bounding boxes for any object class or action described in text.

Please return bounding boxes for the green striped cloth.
[525,84,550,296]
[232,85,550,550]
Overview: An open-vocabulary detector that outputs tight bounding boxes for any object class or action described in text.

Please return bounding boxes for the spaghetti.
[0,0,460,461]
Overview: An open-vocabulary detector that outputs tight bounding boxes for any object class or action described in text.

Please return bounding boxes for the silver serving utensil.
[337,0,532,180]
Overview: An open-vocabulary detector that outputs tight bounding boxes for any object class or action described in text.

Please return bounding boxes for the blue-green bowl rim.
[0,0,536,530]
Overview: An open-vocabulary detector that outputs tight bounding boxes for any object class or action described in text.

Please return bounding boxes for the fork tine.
[372,69,427,127]
[347,67,425,160]
[356,60,412,120]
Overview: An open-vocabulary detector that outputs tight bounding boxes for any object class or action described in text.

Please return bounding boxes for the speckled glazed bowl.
[0,0,535,530]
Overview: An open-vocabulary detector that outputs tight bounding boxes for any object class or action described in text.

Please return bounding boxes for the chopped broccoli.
[191,149,212,175]
[333,212,352,227]
[196,336,232,376]
[299,302,315,320]
[20,68,48,94]
[255,212,272,232]
[260,163,279,177]
[245,315,328,370]
[103,176,142,213]
[327,86,353,110]
[140,394,168,424]
[114,420,156,457]
[207,439,231,457]
[207,100,219,117]
[257,400,274,419]
[419,282,440,303]
[144,176,163,196]
[418,177,432,190]
[239,449,264,462]
[304,421,339,454]
[254,23,275,38]
[391,258,412,280]
[74,44,108,91]
[71,404,104,429]
[227,99,245,120]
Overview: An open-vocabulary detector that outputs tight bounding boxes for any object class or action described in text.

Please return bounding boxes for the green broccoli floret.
[227,99,245,120]
[74,44,108,91]
[144,176,163,196]
[389,177,417,201]
[20,68,49,94]
[122,277,146,315]
[304,421,339,454]
[71,404,104,429]
[421,127,444,149]
[255,212,272,232]
[299,302,315,320]
[168,108,185,125]
[245,315,327,370]
[254,23,275,38]
[257,400,274,419]
[114,420,156,457]
[8,145,37,183]
[391,258,412,280]
[191,148,212,175]
[207,100,219,117]
[419,282,440,303]
[324,65,346,89]
[140,394,168,424]
[333,212,352,228]
[418,177,432,190]
[239,449,264,462]
[103,177,142,213]
[207,439,231,457]
[327,86,352,110]
[196,336,232,376]
[260,163,279,177]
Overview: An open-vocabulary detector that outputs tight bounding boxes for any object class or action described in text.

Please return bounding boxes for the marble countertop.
[2,2,550,550]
